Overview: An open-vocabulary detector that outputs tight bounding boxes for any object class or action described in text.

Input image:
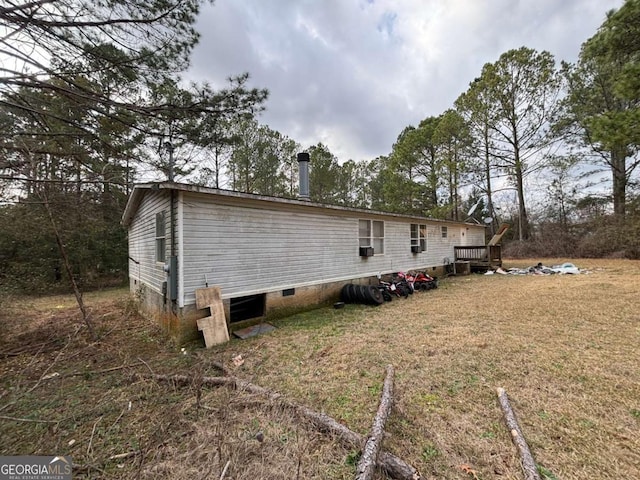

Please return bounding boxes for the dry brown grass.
[1,259,639,479]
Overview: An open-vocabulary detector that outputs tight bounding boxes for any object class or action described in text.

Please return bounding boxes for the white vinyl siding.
[183,199,360,304]
[127,187,487,306]
[127,191,170,293]
[466,228,485,245]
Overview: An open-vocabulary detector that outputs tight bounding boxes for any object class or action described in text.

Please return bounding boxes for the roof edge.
[121,182,486,228]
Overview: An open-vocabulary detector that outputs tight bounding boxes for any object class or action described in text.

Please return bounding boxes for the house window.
[155,211,166,263]
[359,219,384,254]
[411,224,427,252]
[441,226,448,238]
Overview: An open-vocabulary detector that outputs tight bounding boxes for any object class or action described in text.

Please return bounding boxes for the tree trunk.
[41,191,96,340]
[496,388,540,480]
[483,127,498,235]
[513,149,529,240]
[611,147,627,219]
[453,157,459,221]
[356,364,395,480]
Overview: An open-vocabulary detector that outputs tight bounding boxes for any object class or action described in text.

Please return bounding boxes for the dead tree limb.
[40,190,96,339]
[142,373,421,480]
[356,364,395,480]
[496,387,541,480]
[0,415,59,424]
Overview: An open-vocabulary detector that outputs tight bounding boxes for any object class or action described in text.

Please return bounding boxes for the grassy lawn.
[1,258,639,479]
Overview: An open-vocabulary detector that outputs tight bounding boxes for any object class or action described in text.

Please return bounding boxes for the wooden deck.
[454,245,502,271]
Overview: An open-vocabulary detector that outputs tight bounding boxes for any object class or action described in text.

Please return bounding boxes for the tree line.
[1,0,639,293]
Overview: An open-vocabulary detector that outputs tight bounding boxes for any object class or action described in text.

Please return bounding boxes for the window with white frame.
[155,211,166,262]
[411,224,427,251]
[441,225,448,239]
[359,219,384,254]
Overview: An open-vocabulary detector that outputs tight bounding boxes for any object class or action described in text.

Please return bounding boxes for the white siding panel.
[182,200,360,304]
[467,228,486,245]
[181,194,484,305]
[128,191,170,293]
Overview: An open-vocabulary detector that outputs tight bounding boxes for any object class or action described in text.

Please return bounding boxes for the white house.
[122,181,487,341]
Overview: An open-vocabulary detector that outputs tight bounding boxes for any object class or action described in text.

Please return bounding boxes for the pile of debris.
[486,262,585,276]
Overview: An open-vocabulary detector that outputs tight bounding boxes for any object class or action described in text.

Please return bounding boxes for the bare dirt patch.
[1,259,639,479]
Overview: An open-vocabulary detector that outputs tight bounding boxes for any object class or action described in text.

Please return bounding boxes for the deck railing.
[454,245,502,268]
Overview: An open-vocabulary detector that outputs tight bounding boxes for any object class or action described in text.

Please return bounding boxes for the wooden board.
[195,286,229,347]
[196,286,222,310]
[488,223,510,246]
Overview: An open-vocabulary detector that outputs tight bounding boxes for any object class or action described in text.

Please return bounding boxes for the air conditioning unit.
[411,245,421,254]
[359,246,374,257]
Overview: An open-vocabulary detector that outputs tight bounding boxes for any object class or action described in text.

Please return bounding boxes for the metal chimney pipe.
[297,152,310,201]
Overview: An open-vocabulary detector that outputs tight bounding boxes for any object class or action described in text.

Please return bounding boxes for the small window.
[358,219,371,248]
[411,224,427,252]
[359,219,384,254]
[155,212,166,262]
[441,226,448,239]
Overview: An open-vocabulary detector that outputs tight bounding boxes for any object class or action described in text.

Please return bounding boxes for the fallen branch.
[219,460,231,480]
[142,373,421,480]
[64,362,145,378]
[0,415,59,424]
[87,416,103,456]
[496,387,541,480]
[137,357,156,375]
[0,336,75,414]
[0,342,54,358]
[356,364,395,480]
[109,451,140,461]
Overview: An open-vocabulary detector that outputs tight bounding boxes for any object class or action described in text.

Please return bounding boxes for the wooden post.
[355,364,395,480]
[496,387,541,480]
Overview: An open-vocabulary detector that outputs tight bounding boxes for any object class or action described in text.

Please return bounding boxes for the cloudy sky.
[187,0,624,164]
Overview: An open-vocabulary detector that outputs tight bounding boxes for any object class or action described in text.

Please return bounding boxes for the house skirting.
[131,266,446,344]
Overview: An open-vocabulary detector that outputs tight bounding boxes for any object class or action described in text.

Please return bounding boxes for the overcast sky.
[187,0,624,164]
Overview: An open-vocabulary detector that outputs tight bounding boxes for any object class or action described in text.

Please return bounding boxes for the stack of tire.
[414,278,438,291]
[340,283,384,306]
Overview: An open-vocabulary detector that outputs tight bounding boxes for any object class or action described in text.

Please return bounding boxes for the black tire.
[349,283,360,303]
[356,285,369,304]
[362,285,375,304]
[340,284,351,302]
[382,290,393,302]
[367,285,384,305]
[362,285,372,304]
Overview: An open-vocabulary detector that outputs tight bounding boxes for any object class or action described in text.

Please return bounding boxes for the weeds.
[1,259,640,479]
